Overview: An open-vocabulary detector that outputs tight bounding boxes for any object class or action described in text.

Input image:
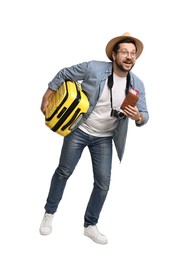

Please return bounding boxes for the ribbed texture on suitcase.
[45,81,89,136]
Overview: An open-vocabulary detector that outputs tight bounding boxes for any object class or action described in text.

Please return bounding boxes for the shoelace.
[43,214,51,226]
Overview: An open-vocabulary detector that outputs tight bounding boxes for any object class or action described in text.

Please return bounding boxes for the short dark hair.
[112,38,137,53]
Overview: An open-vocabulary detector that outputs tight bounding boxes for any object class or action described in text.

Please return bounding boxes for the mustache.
[124,58,133,63]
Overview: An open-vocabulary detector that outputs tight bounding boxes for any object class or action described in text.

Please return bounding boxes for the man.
[39,32,149,244]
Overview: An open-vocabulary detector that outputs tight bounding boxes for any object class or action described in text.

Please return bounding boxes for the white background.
[0,0,186,259]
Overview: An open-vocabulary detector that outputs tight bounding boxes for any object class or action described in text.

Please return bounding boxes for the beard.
[115,59,134,72]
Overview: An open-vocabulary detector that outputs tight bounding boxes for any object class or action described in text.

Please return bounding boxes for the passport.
[120,88,139,109]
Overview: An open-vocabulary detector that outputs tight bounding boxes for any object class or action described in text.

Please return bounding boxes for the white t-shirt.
[79,74,126,137]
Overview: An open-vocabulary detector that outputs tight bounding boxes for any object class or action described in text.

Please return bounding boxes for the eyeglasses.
[117,50,137,58]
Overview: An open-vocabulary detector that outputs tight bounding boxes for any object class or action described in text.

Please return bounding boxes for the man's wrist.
[135,114,144,125]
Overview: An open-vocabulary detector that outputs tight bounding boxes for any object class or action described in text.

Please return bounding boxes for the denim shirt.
[48,60,149,161]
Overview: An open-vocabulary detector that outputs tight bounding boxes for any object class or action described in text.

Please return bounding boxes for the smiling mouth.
[124,62,132,65]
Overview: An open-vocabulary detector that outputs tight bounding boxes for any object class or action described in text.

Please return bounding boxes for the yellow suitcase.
[45,80,89,136]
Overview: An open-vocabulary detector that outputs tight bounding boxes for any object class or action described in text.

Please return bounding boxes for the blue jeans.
[45,128,113,227]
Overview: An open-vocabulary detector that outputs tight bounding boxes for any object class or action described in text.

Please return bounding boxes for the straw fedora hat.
[105,32,143,60]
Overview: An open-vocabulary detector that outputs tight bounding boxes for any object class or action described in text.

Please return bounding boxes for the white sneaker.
[39,213,54,235]
[84,225,108,244]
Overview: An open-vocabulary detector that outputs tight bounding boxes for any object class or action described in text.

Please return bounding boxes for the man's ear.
[112,51,116,61]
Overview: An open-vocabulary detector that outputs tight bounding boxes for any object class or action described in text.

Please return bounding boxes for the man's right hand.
[40,88,55,115]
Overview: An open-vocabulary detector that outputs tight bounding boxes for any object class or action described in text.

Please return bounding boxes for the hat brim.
[105,35,143,60]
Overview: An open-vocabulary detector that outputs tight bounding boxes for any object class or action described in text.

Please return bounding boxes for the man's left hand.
[123,105,140,121]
